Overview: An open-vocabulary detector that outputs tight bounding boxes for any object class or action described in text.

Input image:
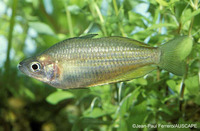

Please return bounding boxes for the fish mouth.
[18,62,24,73]
[18,61,29,75]
[18,61,40,79]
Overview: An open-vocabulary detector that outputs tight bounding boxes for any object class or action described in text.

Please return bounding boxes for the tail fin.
[158,36,193,76]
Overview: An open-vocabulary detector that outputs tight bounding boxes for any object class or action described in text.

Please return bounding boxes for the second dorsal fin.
[79,34,98,39]
[70,34,98,40]
[61,34,98,42]
[62,34,98,42]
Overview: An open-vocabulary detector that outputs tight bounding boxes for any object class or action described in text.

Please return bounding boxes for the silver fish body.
[18,35,193,89]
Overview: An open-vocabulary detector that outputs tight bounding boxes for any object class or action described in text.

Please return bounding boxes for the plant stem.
[66,8,74,37]
[113,0,119,15]
[179,63,188,111]
[157,7,163,84]
[117,82,123,104]
[4,0,18,81]
[93,2,107,36]
[188,17,194,37]
[180,0,198,112]
[199,58,200,88]
[94,2,104,24]
[112,0,126,36]
[189,0,199,36]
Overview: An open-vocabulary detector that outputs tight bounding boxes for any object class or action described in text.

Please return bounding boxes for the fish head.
[18,55,61,87]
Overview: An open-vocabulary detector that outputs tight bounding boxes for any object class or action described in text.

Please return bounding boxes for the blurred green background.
[0,0,200,131]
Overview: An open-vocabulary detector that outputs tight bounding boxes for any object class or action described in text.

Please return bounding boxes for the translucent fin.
[108,66,156,83]
[158,36,193,76]
[71,34,97,40]
[109,36,152,47]
[87,66,156,87]
[62,34,98,42]
[79,34,98,39]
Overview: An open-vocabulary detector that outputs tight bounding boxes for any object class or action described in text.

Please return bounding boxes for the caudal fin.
[158,36,193,76]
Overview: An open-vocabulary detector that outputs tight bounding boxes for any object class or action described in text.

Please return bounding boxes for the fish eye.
[31,62,41,72]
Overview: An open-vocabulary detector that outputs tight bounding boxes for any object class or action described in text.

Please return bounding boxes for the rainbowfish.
[18,34,193,89]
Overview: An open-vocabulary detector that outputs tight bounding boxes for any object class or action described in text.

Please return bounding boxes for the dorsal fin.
[109,36,152,47]
[61,34,98,43]
[79,34,98,39]
[69,34,98,40]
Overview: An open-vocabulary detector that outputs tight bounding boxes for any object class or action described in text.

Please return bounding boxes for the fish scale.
[44,38,160,88]
[18,35,192,89]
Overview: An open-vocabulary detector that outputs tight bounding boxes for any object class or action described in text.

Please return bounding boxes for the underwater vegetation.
[0,0,200,130]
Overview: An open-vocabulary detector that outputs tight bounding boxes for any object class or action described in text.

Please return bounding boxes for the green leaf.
[114,87,142,119]
[182,8,200,24]
[118,119,128,131]
[23,87,35,100]
[156,0,168,6]
[195,93,200,105]
[32,0,39,8]
[46,91,75,105]
[72,117,111,131]
[166,80,178,93]
[83,108,108,118]
[147,23,177,30]
[67,5,81,14]
[129,78,147,86]
[29,22,55,35]
[127,100,149,128]
[185,76,199,96]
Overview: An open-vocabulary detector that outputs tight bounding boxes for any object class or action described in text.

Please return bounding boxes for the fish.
[18,34,193,89]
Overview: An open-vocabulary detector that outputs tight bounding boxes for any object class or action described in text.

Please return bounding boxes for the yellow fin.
[87,66,156,88]
[108,65,157,83]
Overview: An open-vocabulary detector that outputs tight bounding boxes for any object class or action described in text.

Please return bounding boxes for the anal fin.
[87,65,156,88]
[109,65,157,83]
